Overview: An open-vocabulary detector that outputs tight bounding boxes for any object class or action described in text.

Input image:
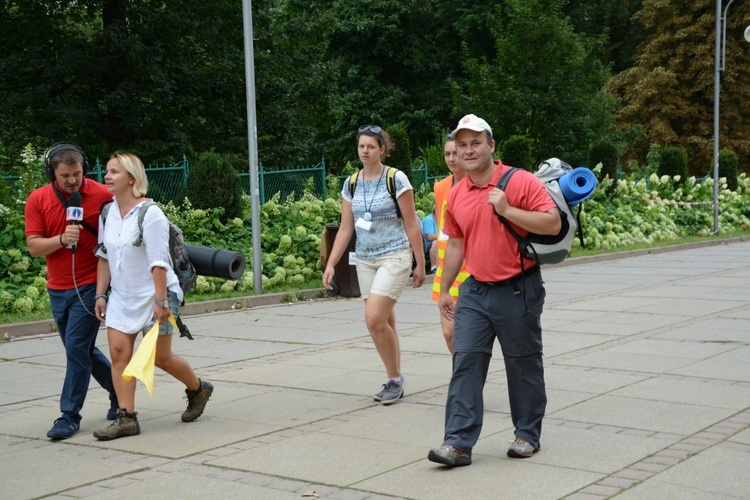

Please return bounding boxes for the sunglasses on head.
[358,125,384,139]
[358,125,382,134]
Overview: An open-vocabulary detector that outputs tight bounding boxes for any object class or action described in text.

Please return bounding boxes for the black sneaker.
[47,415,80,440]
[182,380,214,422]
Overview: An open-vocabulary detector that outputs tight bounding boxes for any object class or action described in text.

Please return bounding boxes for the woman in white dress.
[92,152,212,440]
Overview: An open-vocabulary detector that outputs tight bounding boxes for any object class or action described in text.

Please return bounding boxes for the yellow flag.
[122,315,179,397]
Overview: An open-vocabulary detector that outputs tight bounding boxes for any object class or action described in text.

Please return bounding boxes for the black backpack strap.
[494,168,525,246]
[494,167,533,315]
[495,167,518,191]
[576,204,585,248]
[174,314,193,340]
[386,167,402,218]
[95,202,114,255]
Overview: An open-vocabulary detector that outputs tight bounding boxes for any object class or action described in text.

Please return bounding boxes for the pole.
[713,0,738,234]
[712,1,722,234]
[242,0,263,293]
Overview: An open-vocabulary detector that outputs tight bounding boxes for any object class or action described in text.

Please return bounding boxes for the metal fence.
[332,162,445,194]
[239,160,326,204]
[88,156,190,205]
[3,157,446,205]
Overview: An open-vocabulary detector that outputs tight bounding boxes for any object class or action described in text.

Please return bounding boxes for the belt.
[475,265,540,287]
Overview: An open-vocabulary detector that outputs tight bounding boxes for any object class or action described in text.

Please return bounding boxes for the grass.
[0,309,53,326]
[0,277,325,327]
[183,278,324,303]
[2,230,748,327]
[569,229,749,258]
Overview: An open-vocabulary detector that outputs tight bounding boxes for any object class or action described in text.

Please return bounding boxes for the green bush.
[3,144,750,322]
[187,152,243,222]
[657,146,689,181]
[719,148,739,191]
[0,208,46,301]
[588,139,620,181]
[386,122,412,181]
[501,135,534,171]
[418,132,452,178]
[0,174,12,206]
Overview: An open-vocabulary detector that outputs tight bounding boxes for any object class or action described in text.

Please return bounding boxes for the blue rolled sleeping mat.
[558,168,597,206]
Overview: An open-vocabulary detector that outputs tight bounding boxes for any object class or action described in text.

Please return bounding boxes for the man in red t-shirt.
[25,142,117,440]
[428,115,560,467]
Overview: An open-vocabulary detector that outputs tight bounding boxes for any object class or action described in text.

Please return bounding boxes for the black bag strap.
[494,168,529,250]
[576,203,585,248]
[52,182,99,238]
[175,314,193,340]
[493,167,534,315]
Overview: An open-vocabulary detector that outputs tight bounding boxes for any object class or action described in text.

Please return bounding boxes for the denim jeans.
[48,284,115,420]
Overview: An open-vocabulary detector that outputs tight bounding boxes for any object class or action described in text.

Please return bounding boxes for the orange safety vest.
[432,175,470,302]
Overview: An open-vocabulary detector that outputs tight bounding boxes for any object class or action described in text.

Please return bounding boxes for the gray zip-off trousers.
[443,273,547,454]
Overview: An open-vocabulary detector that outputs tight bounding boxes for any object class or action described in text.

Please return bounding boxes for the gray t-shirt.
[341,169,413,259]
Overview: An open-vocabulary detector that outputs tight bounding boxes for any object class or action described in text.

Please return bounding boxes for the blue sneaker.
[47,415,80,440]
[107,393,119,421]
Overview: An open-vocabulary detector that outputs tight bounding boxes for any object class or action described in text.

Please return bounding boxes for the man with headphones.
[25,142,119,440]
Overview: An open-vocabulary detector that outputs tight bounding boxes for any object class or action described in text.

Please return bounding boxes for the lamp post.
[242,0,263,293]
[713,0,750,233]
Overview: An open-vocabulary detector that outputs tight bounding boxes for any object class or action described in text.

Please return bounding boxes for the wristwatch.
[155,298,169,308]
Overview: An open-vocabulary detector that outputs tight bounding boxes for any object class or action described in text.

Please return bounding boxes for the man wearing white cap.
[428,114,560,467]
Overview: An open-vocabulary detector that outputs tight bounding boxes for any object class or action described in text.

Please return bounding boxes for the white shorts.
[356,248,412,301]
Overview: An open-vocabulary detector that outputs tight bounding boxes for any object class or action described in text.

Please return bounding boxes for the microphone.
[66,192,83,251]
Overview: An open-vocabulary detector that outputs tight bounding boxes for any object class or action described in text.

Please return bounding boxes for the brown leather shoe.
[182,380,214,422]
[93,409,140,441]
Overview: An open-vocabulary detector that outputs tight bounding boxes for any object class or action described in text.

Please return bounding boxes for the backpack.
[100,201,197,301]
[495,158,584,265]
[348,167,402,218]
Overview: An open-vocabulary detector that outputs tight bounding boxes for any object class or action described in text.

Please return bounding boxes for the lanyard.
[361,165,385,220]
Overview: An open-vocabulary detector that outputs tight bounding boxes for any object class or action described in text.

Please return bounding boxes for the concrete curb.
[3,235,747,340]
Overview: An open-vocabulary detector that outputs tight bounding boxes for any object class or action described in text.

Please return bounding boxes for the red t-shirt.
[444,160,556,282]
[25,179,113,290]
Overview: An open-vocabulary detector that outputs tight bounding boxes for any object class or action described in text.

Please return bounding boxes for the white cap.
[451,114,493,138]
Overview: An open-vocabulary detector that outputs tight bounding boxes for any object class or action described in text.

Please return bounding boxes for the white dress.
[96,198,183,334]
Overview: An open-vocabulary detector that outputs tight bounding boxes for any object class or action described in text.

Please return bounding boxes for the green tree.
[187,152,243,222]
[588,138,620,181]
[322,0,498,170]
[719,148,739,191]
[456,0,614,165]
[0,0,246,161]
[250,0,338,167]
[607,0,750,175]
[501,135,534,171]
[385,123,413,181]
[564,0,645,73]
[657,145,688,180]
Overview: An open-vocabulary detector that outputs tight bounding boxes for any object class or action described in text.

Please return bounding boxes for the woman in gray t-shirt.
[323,125,425,404]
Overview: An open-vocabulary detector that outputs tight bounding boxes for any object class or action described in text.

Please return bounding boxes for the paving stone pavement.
[2,240,750,499]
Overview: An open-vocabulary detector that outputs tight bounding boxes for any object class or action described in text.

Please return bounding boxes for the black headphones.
[44,142,89,182]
